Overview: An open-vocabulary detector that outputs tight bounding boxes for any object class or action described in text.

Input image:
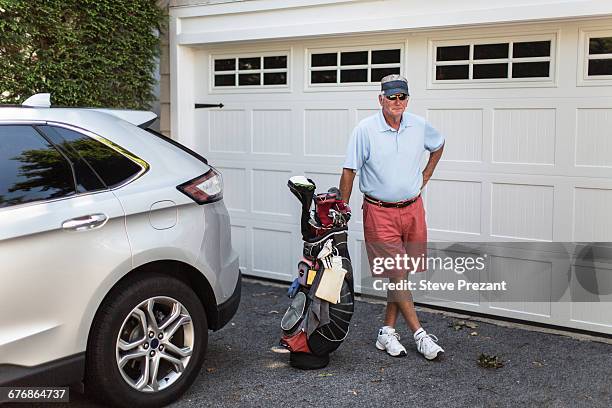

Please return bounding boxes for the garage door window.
[433,36,554,84]
[586,35,612,77]
[308,47,402,86]
[213,53,288,88]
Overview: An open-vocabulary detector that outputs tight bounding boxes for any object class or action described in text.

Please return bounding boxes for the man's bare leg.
[384,277,421,332]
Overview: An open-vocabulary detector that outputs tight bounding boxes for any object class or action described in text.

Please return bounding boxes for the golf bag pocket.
[281,292,307,334]
[280,330,311,354]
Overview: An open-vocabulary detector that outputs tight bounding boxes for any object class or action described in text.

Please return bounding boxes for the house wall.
[171,0,612,44]
[160,28,172,137]
[158,0,172,137]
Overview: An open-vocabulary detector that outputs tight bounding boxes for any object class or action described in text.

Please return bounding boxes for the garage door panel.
[252,168,295,217]
[573,187,612,241]
[570,304,612,328]
[575,108,612,168]
[427,109,484,163]
[427,179,482,235]
[251,227,295,280]
[491,183,554,241]
[570,265,612,327]
[304,109,350,157]
[253,109,293,155]
[492,109,556,165]
[488,255,553,317]
[210,109,249,153]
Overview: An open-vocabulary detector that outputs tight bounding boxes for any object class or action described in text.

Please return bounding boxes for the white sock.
[413,327,425,340]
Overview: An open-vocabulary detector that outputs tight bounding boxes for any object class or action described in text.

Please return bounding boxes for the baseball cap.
[380,74,409,96]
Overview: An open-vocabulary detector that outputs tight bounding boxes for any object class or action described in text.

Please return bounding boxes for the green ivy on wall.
[0,0,166,109]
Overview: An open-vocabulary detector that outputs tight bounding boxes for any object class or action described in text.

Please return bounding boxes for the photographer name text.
[373,279,507,292]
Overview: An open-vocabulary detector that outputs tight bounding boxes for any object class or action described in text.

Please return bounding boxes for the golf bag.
[279,176,355,369]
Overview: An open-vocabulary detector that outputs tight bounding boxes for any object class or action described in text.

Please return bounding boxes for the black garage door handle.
[195,103,224,109]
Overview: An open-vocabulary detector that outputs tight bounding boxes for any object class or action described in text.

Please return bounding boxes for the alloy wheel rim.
[115,296,195,392]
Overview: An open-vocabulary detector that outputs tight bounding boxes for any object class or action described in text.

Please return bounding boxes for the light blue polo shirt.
[343,111,444,202]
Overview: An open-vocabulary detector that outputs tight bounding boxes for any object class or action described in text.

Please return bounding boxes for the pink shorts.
[363,196,428,278]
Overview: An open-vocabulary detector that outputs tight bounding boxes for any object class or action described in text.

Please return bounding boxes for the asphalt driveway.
[32,278,612,408]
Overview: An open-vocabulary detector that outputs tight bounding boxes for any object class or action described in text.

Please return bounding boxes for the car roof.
[0,95,210,186]
[1,93,157,128]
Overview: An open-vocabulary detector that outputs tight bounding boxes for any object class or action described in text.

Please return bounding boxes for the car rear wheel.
[86,274,207,407]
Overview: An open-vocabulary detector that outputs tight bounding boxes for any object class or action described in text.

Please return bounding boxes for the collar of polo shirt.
[377,110,413,132]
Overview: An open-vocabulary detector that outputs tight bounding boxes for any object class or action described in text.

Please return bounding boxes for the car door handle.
[62,214,108,231]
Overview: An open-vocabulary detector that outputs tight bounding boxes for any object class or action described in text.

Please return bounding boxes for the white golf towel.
[315,266,347,304]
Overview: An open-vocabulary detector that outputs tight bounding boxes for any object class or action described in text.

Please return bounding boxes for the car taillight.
[177,168,223,204]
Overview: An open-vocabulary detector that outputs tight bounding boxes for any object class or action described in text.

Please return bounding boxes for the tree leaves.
[478,353,504,369]
[0,0,166,109]
[449,319,479,331]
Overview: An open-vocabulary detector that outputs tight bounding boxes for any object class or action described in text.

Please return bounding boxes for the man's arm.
[421,143,444,189]
[339,168,356,204]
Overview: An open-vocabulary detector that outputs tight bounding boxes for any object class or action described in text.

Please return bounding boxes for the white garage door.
[185,19,612,334]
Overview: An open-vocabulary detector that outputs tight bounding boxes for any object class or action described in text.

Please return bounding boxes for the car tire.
[85,274,207,408]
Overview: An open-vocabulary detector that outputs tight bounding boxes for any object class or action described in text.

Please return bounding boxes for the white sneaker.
[375,326,407,357]
[414,328,444,360]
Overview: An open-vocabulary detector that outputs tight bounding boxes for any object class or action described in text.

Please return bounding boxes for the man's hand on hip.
[421,144,444,190]
[421,170,433,189]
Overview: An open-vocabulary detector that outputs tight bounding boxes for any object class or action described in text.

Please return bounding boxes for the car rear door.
[0,124,131,368]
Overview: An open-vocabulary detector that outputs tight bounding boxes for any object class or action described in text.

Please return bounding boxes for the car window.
[36,126,106,193]
[0,125,76,209]
[39,125,142,188]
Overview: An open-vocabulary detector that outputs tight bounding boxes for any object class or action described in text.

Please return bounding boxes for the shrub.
[0,0,165,109]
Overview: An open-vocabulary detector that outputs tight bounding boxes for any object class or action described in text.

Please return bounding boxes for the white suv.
[0,95,241,407]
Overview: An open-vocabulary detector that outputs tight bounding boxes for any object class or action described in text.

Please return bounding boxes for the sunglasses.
[385,93,408,101]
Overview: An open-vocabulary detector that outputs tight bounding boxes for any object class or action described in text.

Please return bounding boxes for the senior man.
[339,74,445,360]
